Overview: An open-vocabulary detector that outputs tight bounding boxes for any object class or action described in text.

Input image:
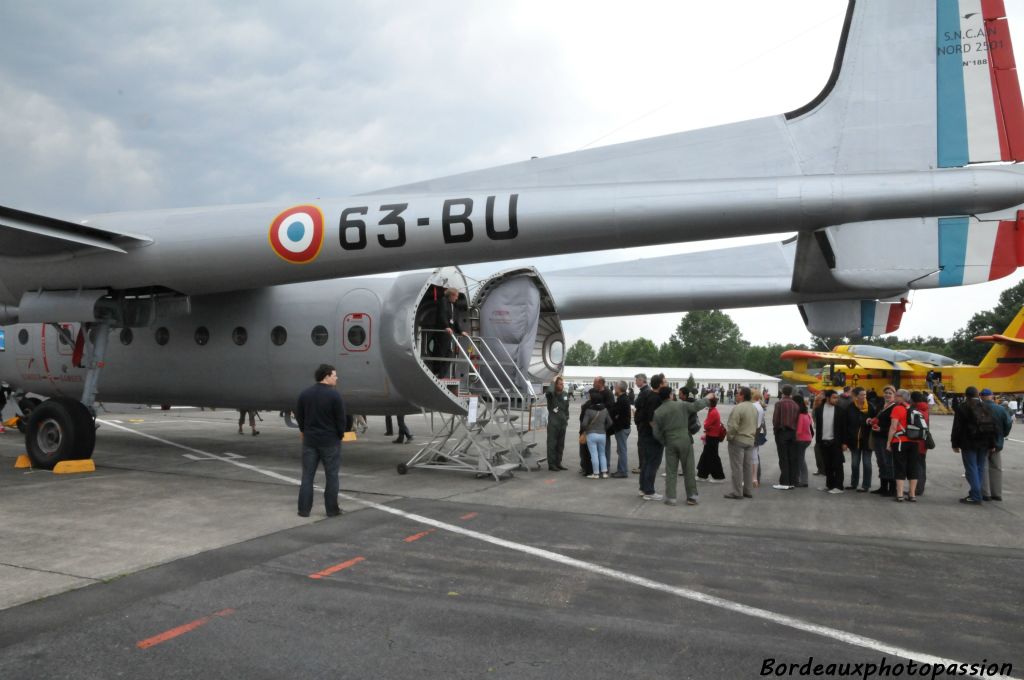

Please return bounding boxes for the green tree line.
[563,280,1024,376]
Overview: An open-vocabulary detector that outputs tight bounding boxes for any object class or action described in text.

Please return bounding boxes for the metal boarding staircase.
[399,331,546,481]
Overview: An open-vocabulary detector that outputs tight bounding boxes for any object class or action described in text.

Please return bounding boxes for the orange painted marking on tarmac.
[136,608,236,649]
[543,479,556,485]
[459,512,478,521]
[308,556,365,579]
[403,529,436,543]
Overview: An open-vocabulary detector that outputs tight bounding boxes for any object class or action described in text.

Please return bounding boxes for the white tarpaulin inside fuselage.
[479,276,540,393]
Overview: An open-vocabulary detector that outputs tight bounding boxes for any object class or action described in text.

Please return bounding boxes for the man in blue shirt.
[295,364,347,517]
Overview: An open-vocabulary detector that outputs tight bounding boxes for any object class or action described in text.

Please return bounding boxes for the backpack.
[967,399,998,439]
[904,407,928,441]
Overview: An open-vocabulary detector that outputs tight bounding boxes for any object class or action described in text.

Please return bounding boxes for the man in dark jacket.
[611,381,633,477]
[814,390,847,493]
[842,386,875,492]
[634,374,665,499]
[295,364,347,518]
[952,386,996,504]
[433,287,468,377]
[772,384,801,488]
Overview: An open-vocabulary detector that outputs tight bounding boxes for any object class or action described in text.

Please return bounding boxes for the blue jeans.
[850,448,872,490]
[299,444,341,515]
[614,428,630,475]
[586,432,608,473]
[961,449,987,501]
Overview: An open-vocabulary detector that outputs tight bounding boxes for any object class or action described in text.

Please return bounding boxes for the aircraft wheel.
[396,463,408,475]
[25,398,96,470]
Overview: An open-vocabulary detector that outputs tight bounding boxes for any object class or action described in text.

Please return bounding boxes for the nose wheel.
[24,397,96,470]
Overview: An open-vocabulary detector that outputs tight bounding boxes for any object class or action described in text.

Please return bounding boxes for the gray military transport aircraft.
[2,0,1024,469]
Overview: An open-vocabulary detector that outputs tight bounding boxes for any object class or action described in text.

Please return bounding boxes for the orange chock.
[343,432,357,442]
[14,454,31,469]
[53,460,96,474]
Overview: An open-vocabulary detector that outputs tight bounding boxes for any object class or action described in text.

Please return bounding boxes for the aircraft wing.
[975,334,1024,347]
[780,350,861,365]
[0,204,152,257]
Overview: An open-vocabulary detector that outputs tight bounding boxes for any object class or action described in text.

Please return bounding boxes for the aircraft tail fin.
[935,0,1024,166]
[785,0,1024,173]
[975,304,1024,368]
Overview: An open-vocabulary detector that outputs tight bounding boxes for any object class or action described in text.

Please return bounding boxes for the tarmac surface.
[0,401,1021,679]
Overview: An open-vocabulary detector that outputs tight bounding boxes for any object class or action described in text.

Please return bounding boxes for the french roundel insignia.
[268,205,325,264]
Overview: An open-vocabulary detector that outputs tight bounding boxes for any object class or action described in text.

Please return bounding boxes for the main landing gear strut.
[23,321,110,469]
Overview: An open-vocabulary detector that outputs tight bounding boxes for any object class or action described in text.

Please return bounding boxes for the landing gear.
[20,318,111,470]
[15,396,41,434]
[396,463,408,475]
[24,397,96,470]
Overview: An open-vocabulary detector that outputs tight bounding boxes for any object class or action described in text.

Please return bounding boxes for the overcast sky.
[2,1,1024,351]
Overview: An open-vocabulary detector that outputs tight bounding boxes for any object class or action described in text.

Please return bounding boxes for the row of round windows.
[15,325,363,348]
[133,325,336,347]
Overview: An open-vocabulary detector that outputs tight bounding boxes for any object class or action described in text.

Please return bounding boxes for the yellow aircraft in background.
[780,307,1024,396]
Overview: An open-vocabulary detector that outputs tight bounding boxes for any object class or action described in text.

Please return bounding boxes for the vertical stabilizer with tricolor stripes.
[937,0,1024,166]
[785,0,1024,173]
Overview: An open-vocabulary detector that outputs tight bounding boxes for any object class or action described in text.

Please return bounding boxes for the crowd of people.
[545,374,1013,507]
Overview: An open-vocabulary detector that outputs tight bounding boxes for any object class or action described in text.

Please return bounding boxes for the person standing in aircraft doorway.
[295,364,347,518]
[437,287,469,378]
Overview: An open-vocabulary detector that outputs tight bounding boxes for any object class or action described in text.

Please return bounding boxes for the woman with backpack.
[888,389,919,502]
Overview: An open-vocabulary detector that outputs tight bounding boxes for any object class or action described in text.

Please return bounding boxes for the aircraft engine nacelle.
[0,267,564,416]
[799,297,907,338]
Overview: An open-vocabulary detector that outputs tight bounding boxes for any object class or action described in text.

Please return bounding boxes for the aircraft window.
[18,329,29,345]
[194,327,210,346]
[155,327,170,346]
[232,327,248,346]
[271,326,287,346]
[311,325,329,346]
[347,325,366,347]
[547,338,564,366]
[120,328,133,345]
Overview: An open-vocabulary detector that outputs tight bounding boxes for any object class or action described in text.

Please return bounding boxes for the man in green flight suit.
[653,386,709,506]
[545,376,570,471]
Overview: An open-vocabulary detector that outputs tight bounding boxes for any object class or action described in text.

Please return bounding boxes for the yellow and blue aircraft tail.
[975,304,1024,373]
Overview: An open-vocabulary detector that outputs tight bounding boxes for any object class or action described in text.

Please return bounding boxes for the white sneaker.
[642,493,664,501]
[660,472,666,477]
[697,476,709,482]
[707,478,724,484]
[772,484,789,490]
[827,488,844,494]
[586,474,599,479]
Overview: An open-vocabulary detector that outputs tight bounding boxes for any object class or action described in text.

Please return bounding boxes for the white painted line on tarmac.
[96,419,1016,680]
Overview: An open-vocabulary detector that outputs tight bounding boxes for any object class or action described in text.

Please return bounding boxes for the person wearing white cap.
[980,388,1012,501]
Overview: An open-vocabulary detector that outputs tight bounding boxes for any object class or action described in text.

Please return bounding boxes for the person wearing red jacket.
[696,394,726,482]
[911,391,930,496]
